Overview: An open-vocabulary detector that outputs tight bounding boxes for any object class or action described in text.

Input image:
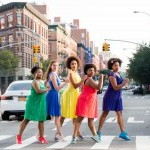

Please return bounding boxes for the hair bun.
[31,66,40,74]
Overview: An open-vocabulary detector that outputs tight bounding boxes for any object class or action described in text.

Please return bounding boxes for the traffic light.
[37,45,40,53]
[33,45,40,53]
[102,43,110,51]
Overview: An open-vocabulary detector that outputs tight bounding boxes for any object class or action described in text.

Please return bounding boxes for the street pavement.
[0,90,150,150]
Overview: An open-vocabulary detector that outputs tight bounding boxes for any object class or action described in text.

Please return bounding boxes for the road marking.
[125,107,150,110]
[52,119,70,131]
[5,136,37,149]
[47,136,72,149]
[0,135,13,141]
[127,117,144,123]
[82,118,98,123]
[90,136,115,149]
[98,107,150,110]
[136,136,150,150]
[1,121,16,123]
[105,117,117,123]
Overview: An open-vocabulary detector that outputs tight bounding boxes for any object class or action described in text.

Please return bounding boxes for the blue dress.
[46,72,61,117]
[103,71,123,111]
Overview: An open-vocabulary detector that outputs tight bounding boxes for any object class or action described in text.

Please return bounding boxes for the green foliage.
[41,58,51,73]
[0,50,19,73]
[25,74,34,80]
[128,45,150,85]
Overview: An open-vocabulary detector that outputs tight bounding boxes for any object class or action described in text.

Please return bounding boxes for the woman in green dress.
[16,66,50,144]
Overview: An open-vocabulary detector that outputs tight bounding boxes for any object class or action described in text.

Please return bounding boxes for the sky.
[1,0,150,67]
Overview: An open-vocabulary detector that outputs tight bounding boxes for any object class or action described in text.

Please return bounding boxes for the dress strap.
[84,78,89,85]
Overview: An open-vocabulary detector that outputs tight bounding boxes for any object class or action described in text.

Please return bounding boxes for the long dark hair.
[44,60,57,81]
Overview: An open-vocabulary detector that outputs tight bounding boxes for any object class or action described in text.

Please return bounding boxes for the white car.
[0,80,32,120]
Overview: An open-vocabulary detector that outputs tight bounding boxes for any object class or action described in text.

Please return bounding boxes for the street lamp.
[133,11,150,17]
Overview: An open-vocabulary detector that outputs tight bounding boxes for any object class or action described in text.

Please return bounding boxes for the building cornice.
[0,2,50,25]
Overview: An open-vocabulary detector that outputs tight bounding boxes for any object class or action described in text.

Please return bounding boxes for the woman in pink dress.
[71,64,104,144]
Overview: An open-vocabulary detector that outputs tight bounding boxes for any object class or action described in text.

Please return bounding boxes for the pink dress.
[76,80,98,118]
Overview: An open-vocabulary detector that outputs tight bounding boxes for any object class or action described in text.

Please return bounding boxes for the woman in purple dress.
[97,58,131,141]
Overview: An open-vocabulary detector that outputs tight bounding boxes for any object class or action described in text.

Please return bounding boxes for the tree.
[128,45,150,85]
[41,58,51,73]
[0,50,19,74]
[25,58,51,80]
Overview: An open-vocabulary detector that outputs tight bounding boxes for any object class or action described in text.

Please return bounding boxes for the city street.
[0,90,150,150]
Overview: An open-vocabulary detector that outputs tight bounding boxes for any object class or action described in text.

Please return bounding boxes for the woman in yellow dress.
[60,56,86,139]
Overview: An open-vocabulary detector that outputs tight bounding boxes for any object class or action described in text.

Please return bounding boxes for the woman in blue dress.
[97,58,131,141]
[45,60,68,141]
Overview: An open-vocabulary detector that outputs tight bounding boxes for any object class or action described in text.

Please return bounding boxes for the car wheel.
[1,112,9,120]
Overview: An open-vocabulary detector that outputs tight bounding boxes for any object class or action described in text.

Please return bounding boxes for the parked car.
[0,80,32,120]
[132,87,144,95]
[102,85,108,91]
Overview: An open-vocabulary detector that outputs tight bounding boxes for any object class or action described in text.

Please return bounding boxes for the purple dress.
[103,71,123,111]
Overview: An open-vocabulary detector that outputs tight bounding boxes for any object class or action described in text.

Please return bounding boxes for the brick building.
[0,2,49,91]
[48,23,77,76]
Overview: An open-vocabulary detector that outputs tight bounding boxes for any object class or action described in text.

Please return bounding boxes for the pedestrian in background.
[97,58,131,141]
[45,60,68,141]
[16,66,50,144]
[60,56,87,140]
[71,64,104,144]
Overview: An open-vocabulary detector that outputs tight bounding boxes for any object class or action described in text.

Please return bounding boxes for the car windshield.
[7,83,32,91]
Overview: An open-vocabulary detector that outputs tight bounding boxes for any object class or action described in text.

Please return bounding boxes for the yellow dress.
[61,70,81,118]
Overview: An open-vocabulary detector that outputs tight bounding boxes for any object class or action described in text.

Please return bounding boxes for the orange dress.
[76,81,98,118]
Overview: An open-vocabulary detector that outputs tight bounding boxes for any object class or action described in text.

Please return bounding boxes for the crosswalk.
[0,135,150,149]
[0,116,146,124]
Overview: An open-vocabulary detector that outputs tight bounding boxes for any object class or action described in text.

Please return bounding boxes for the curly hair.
[107,58,122,70]
[84,64,97,75]
[31,66,41,75]
[66,56,80,69]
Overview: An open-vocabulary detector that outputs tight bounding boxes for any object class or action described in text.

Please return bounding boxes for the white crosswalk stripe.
[0,135,150,149]
[47,136,72,149]
[0,135,13,141]
[4,136,37,149]
[52,119,70,131]
[136,136,150,150]
[90,136,115,149]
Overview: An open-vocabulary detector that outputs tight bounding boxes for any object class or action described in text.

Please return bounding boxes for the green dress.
[24,80,47,121]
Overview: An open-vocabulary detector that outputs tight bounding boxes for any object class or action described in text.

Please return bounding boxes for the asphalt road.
[0,90,150,150]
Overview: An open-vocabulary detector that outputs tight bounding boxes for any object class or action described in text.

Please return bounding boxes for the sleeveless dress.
[61,70,81,118]
[103,71,123,111]
[76,78,98,118]
[46,72,61,117]
[24,80,47,121]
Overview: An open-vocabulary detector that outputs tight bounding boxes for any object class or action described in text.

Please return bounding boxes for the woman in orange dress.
[71,64,104,144]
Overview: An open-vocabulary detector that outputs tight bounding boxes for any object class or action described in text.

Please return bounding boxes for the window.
[33,21,36,32]
[81,33,85,38]
[7,15,13,27]
[8,76,15,85]
[25,15,28,27]
[7,82,32,91]
[0,17,5,29]
[0,36,5,46]
[18,76,23,80]
[17,13,22,25]
[8,15,13,22]
[8,35,13,45]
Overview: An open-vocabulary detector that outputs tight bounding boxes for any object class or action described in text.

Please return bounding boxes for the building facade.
[0,2,49,92]
[48,24,77,76]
